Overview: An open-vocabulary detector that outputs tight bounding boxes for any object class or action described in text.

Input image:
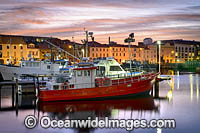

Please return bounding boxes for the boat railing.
[96,72,157,87]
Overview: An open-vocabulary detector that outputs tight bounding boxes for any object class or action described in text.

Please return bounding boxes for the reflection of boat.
[39,58,159,101]
[0,60,60,80]
[39,96,158,113]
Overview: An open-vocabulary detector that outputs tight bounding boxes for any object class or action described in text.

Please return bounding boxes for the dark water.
[0,73,199,133]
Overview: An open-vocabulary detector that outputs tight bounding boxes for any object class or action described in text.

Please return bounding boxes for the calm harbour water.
[0,73,199,133]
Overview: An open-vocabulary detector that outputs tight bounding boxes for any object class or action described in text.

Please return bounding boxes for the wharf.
[0,80,46,86]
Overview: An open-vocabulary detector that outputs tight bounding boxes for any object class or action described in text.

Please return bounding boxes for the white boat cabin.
[46,62,97,90]
[94,57,127,77]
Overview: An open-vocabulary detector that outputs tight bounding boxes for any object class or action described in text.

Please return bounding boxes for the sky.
[0,0,200,44]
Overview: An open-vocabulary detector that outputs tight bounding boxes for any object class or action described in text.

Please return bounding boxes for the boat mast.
[124,33,135,72]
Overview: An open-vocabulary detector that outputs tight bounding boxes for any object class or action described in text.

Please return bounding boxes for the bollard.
[37,76,40,97]
[0,86,1,109]
[15,77,19,116]
[12,85,14,107]
[154,80,159,98]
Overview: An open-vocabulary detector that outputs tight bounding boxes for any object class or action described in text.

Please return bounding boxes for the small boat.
[0,59,71,81]
[39,58,159,102]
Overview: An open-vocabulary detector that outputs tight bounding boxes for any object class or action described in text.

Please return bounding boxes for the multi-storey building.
[89,41,144,64]
[159,40,200,63]
[0,35,41,65]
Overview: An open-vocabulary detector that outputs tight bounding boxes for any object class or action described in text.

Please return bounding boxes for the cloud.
[0,0,200,44]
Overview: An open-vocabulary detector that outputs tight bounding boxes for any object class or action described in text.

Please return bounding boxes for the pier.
[0,75,46,111]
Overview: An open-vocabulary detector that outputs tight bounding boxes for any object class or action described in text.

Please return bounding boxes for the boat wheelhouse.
[94,57,143,78]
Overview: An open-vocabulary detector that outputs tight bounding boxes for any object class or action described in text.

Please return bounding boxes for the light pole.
[124,33,135,72]
[157,40,161,73]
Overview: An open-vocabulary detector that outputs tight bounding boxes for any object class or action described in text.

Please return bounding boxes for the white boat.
[0,60,60,81]
[94,57,143,78]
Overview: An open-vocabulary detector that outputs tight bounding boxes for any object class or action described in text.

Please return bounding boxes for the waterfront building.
[0,35,41,65]
[143,38,153,45]
[159,40,200,63]
[89,41,144,64]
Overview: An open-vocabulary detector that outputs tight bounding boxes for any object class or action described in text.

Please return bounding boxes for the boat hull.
[39,73,158,102]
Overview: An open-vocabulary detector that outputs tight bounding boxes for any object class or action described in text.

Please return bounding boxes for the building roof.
[88,41,140,48]
[153,39,200,46]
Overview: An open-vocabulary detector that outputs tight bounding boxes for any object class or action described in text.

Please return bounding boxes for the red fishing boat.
[39,58,159,102]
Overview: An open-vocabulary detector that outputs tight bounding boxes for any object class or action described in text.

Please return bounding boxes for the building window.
[0,52,2,58]
[14,46,16,49]
[7,46,9,49]
[185,47,188,52]
[14,52,16,57]
[20,46,23,49]
[0,45,2,50]
[7,52,9,57]
[124,53,125,56]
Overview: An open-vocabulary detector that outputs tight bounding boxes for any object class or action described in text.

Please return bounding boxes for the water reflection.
[196,74,199,101]
[38,96,159,132]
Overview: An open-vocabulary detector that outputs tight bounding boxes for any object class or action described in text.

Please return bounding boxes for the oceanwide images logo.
[24,115,176,131]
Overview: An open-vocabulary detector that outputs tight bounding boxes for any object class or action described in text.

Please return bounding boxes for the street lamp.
[157,40,161,73]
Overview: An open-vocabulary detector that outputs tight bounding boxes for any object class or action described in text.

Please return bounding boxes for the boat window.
[53,85,59,90]
[84,70,87,76]
[88,70,90,76]
[110,66,122,71]
[77,71,82,76]
[96,66,105,76]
